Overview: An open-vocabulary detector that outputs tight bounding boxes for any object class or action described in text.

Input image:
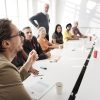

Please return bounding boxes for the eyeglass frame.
[8,31,25,44]
[8,31,21,39]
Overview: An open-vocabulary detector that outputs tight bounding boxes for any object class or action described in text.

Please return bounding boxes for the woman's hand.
[46,51,51,58]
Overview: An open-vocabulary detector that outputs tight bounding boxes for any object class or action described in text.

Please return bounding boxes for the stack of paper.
[24,78,54,100]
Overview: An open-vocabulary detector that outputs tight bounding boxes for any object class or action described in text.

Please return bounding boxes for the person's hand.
[72,35,79,40]
[27,50,38,64]
[59,44,63,49]
[46,52,51,58]
[80,35,87,38]
[82,35,87,38]
[22,50,38,72]
[29,67,39,75]
[74,36,79,40]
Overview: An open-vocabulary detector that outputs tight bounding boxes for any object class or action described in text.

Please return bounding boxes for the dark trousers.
[45,33,49,41]
[45,27,49,40]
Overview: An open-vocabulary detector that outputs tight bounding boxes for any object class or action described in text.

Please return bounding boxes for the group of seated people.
[0,19,88,100]
[52,21,87,43]
[11,26,62,68]
[11,21,87,68]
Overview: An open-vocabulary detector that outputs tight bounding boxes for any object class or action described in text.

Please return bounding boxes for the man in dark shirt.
[29,3,50,40]
[23,26,51,60]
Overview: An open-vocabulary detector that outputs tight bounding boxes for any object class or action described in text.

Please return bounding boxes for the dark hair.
[66,23,72,29]
[22,26,31,31]
[19,31,25,38]
[55,24,62,33]
[0,19,12,52]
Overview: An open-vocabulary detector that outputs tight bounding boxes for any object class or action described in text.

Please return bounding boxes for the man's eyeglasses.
[9,31,21,39]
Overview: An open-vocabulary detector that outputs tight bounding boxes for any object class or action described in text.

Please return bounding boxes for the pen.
[33,74,44,77]
[40,67,47,70]
[50,59,57,62]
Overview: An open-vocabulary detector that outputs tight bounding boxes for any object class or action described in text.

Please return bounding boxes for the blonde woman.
[37,27,61,52]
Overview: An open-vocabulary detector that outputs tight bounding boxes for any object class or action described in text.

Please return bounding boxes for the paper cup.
[56,82,63,95]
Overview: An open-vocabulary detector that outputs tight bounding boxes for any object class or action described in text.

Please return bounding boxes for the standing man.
[29,3,50,40]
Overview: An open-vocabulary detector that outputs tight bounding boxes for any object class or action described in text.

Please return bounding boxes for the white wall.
[54,0,100,36]
[0,0,100,37]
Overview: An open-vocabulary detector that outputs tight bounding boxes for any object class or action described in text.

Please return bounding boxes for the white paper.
[24,79,54,100]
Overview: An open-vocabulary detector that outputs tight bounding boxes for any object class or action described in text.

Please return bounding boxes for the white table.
[75,38,100,100]
[23,38,93,100]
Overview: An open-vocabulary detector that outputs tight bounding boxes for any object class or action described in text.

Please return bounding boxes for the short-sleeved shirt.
[52,32,63,44]
[63,31,72,41]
